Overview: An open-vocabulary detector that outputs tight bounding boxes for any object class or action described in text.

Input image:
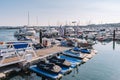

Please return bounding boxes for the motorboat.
[58,54,82,68]
[62,49,83,59]
[42,28,59,37]
[73,47,91,54]
[29,65,63,80]
[14,26,36,37]
[48,56,71,67]
[25,27,36,36]
[65,27,75,34]
[37,60,61,74]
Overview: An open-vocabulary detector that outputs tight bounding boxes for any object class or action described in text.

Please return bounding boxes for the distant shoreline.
[0,27,20,29]
[0,22,120,30]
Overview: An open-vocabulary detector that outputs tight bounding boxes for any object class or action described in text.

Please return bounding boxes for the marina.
[0,41,96,80]
[0,24,120,80]
[0,24,119,79]
[0,4,119,80]
[0,28,98,80]
[1,0,120,80]
[1,39,120,80]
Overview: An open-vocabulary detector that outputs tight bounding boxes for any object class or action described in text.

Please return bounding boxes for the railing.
[0,41,37,67]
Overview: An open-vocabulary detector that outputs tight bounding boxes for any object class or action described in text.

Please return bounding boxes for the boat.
[48,56,71,67]
[57,54,82,68]
[37,60,61,74]
[73,47,91,54]
[42,28,59,37]
[62,49,83,59]
[29,65,62,80]
[65,27,75,37]
[14,12,36,37]
[14,26,36,37]
[65,27,75,34]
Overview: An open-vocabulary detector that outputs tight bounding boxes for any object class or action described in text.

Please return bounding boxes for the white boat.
[14,26,36,36]
[65,27,75,34]
[43,28,59,36]
[62,49,84,59]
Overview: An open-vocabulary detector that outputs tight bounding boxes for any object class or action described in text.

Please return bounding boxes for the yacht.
[43,28,59,37]
[14,26,36,37]
[65,27,75,34]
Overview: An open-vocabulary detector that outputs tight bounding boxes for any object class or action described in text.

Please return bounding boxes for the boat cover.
[73,47,90,53]
[58,55,82,68]
[13,42,28,49]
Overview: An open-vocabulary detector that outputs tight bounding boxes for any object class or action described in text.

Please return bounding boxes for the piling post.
[64,27,66,37]
[113,30,115,41]
[113,40,115,50]
[39,29,42,44]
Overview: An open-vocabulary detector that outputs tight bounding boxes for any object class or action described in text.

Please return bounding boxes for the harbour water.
[0,29,17,41]
[0,29,120,80]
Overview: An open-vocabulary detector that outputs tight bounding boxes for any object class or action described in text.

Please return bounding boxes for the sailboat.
[14,12,36,37]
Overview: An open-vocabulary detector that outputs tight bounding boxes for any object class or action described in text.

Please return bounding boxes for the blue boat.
[58,55,82,68]
[47,56,72,75]
[63,50,83,59]
[60,66,72,75]
[73,47,81,51]
[48,56,71,67]
[29,65,62,80]
[80,49,90,53]
[73,47,90,53]
[36,60,61,74]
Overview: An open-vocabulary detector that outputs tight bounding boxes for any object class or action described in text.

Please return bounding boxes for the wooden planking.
[2,57,20,64]
[36,45,70,56]
[0,45,70,67]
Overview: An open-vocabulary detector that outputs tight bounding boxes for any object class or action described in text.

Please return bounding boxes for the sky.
[0,0,120,26]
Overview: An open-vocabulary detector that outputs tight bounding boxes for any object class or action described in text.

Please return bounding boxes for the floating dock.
[0,43,70,78]
[0,42,97,79]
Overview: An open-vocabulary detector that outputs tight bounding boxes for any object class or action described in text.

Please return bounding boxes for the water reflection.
[113,41,115,50]
[76,65,79,74]
[72,65,79,77]
[98,40,117,50]
[7,72,41,80]
[116,40,120,44]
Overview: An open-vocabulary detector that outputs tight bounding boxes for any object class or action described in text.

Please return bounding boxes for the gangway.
[0,41,37,67]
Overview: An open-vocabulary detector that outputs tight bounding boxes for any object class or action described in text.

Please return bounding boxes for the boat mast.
[36,16,38,26]
[28,11,30,26]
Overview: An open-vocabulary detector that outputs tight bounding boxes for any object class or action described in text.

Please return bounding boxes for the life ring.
[0,42,4,45]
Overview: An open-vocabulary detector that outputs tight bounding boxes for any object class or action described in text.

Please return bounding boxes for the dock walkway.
[0,45,70,67]
[0,45,70,78]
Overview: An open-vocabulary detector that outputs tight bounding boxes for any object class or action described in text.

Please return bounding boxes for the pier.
[0,41,97,80]
[0,43,71,79]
